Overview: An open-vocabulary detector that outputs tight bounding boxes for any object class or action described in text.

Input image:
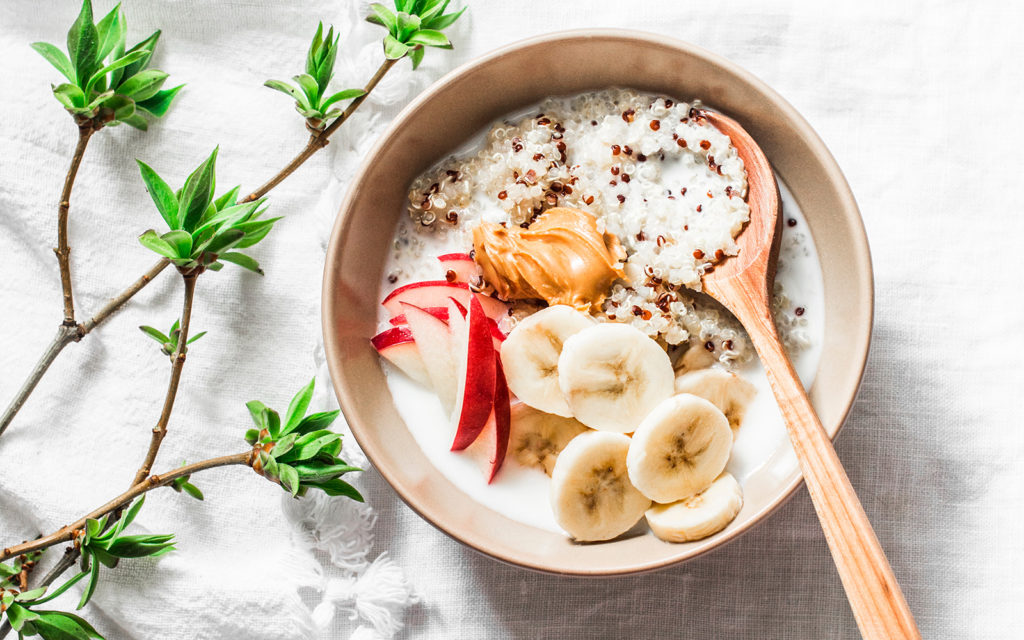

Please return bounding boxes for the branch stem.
[0,452,253,563]
[243,58,397,202]
[56,124,94,326]
[0,259,170,438]
[131,272,197,486]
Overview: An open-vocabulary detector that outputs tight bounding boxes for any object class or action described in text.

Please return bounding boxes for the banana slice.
[557,323,674,432]
[550,431,652,541]
[674,368,757,430]
[674,341,717,373]
[509,402,589,475]
[646,472,743,542]
[626,394,732,503]
[500,305,596,417]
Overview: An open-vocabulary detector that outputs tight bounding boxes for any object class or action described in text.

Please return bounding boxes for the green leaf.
[186,331,207,344]
[198,228,244,257]
[408,45,424,70]
[383,34,410,59]
[244,428,260,445]
[0,561,18,578]
[85,89,114,110]
[78,558,100,609]
[15,587,48,602]
[293,462,360,482]
[31,42,76,83]
[213,185,241,210]
[179,481,203,501]
[138,229,177,259]
[280,432,341,463]
[233,217,281,249]
[30,610,104,640]
[117,69,168,100]
[95,3,125,62]
[320,88,364,110]
[178,147,219,232]
[246,401,269,430]
[120,30,160,82]
[306,478,364,501]
[278,464,300,497]
[52,83,87,110]
[284,378,315,432]
[423,5,465,30]
[18,571,87,607]
[305,22,324,77]
[67,0,99,86]
[264,79,308,108]
[406,29,450,47]
[85,49,145,92]
[120,112,148,130]
[395,12,422,40]
[418,0,448,24]
[100,93,135,121]
[135,84,183,118]
[367,3,398,33]
[296,409,340,433]
[106,534,175,558]
[266,408,281,439]
[270,433,298,458]
[160,230,192,257]
[218,252,263,275]
[4,603,39,632]
[136,160,178,229]
[292,73,320,106]
[138,325,169,343]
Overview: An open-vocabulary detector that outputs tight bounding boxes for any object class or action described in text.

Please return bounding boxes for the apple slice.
[371,327,431,387]
[465,354,512,483]
[450,296,497,451]
[437,253,481,284]
[446,297,506,349]
[389,306,449,327]
[400,302,458,412]
[382,280,507,322]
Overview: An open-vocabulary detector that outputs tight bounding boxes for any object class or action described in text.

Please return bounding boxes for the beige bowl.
[322,30,872,575]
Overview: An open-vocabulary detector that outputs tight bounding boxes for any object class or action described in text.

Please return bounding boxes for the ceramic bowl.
[322,30,872,575]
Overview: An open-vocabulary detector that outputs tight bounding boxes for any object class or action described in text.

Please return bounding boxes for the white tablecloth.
[2,1,1021,638]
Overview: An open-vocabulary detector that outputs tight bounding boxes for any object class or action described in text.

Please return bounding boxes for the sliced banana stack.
[550,431,652,542]
[674,368,757,430]
[626,394,732,503]
[646,472,744,542]
[509,403,589,475]
[500,305,596,417]
[557,323,674,433]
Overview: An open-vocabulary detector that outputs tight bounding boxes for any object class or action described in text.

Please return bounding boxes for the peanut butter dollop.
[472,207,626,311]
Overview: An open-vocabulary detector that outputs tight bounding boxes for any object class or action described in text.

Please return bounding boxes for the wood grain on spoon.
[701,110,920,640]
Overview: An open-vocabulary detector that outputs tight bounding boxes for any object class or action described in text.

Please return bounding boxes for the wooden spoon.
[701,111,920,640]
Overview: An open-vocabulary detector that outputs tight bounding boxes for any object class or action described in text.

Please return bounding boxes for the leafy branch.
[0,0,465,438]
[1,380,360,638]
[1,2,466,637]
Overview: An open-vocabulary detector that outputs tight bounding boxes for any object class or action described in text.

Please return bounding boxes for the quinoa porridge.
[371,88,823,541]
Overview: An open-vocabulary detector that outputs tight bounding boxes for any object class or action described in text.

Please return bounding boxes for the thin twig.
[81,258,171,335]
[0,325,79,439]
[0,60,401,441]
[131,272,198,486]
[0,452,253,563]
[56,123,95,326]
[243,58,397,202]
[0,259,171,438]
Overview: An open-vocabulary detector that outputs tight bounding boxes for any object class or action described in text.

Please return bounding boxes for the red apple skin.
[389,306,449,326]
[450,296,497,451]
[486,357,512,483]
[381,280,507,321]
[370,326,413,349]
[371,327,432,387]
[437,253,481,284]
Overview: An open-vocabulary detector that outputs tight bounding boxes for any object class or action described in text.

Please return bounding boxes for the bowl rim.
[322,28,874,576]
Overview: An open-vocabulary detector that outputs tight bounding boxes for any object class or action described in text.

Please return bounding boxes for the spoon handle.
[744,314,921,639]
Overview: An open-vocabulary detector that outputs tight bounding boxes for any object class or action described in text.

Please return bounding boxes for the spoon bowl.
[701,111,921,640]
